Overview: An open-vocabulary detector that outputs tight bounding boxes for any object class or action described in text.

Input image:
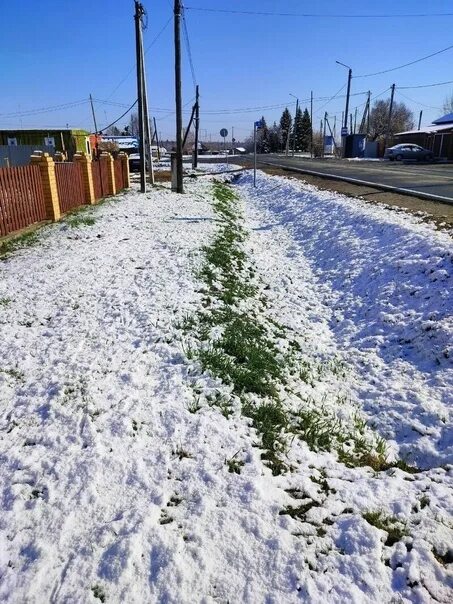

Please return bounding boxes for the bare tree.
[98,141,120,157]
[369,98,414,140]
[129,112,139,136]
[441,93,453,115]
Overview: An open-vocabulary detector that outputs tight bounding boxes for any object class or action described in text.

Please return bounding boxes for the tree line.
[245,96,417,153]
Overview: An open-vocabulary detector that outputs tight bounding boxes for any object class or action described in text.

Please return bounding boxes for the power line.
[185,6,453,18]
[398,79,453,90]
[96,99,138,133]
[105,14,173,101]
[0,99,88,118]
[396,91,443,111]
[182,8,197,89]
[314,84,346,115]
[354,43,453,77]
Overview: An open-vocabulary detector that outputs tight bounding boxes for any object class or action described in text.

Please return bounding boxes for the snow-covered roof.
[395,123,453,135]
[432,112,453,125]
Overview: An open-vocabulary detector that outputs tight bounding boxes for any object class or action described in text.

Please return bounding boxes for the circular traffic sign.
[220,128,228,138]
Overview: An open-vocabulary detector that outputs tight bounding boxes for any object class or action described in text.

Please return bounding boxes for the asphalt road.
[249,155,453,203]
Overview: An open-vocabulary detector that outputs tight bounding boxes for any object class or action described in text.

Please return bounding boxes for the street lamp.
[289,93,299,157]
[336,61,352,157]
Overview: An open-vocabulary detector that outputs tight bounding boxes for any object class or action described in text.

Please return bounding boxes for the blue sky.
[1,0,453,141]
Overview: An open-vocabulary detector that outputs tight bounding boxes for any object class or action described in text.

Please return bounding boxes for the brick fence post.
[74,152,96,204]
[100,152,116,196]
[30,152,61,221]
[118,152,130,189]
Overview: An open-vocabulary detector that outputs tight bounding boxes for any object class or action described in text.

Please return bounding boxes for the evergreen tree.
[300,108,312,152]
[268,121,280,153]
[279,108,292,152]
[257,116,270,153]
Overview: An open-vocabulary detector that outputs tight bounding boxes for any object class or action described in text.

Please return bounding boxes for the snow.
[0,169,452,602]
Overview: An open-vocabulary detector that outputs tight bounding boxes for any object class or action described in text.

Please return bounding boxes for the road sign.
[254,119,264,129]
[220,128,228,138]
[341,127,348,136]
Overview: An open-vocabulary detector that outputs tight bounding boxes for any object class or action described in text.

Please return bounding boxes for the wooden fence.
[0,165,46,237]
[114,158,125,191]
[91,159,111,200]
[0,153,129,239]
[55,162,85,213]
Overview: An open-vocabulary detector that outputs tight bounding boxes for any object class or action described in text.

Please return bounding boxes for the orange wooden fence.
[114,158,124,191]
[0,165,46,236]
[91,159,111,200]
[54,162,85,213]
[0,154,128,239]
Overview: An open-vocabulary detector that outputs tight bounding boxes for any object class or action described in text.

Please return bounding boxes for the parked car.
[384,144,434,162]
[128,153,151,172]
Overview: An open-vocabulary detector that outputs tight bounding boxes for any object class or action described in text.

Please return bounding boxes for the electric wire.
[95,99,138,134]
[354,43,453,77]
[0,99,88,118]
[182,8,197,89]
[396,91,443,112]
[398,79,453,90]
[314,84,347,115]
[185,6,453,19]
[105,14,173,101]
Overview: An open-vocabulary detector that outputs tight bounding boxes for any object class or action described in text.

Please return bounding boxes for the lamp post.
[290,93,299,157]
[336,61,352,158]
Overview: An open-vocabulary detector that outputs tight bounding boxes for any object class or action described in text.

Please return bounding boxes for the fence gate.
[54,162,85,213]
[0,165,47,236]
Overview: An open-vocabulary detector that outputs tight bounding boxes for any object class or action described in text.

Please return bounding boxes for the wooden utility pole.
[141,39,154,185]
[310,90,313,158]
[322,112,327,157]
[134,1,146,193]
[174,0,184,193]
[193,84,200,168]
[89,94,99,158]
[418,110,423,130]
[385,83,396,150]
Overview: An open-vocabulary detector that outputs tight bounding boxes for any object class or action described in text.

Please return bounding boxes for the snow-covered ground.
[0,171,451,602]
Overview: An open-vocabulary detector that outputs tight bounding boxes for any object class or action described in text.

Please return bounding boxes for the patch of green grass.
[0,231,39,258]
[362,510,409,546]
[0,367,25,381]
[226,453,245,474]
[0,297,12,307]
[279,499,320,521]
[66,215,96,227]
[179,180,399,476]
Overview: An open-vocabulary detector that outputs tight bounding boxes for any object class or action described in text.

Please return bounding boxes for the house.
[0,128,93,159]
[394,113,453,159]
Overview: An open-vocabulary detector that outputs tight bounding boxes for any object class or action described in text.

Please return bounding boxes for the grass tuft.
[0,232,39,258]
[363,510,409,546]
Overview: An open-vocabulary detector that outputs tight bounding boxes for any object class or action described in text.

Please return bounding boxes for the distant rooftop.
[432,113,453,125]
[396,123,453,136]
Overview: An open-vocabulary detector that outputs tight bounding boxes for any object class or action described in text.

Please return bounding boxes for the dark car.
[128,153,142,172]
[384,144,434,162]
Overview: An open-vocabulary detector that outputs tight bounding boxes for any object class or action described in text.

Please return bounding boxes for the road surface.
[247,155,453,204]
